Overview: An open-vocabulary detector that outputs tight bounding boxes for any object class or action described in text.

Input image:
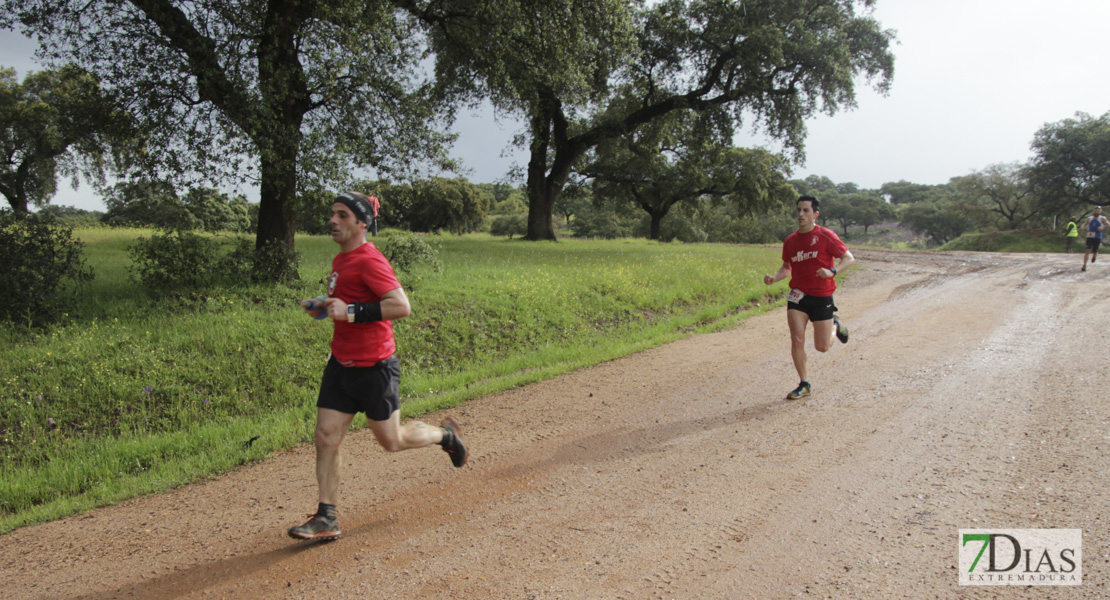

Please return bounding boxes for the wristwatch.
[347,303,355,323]
[829,267,838,276]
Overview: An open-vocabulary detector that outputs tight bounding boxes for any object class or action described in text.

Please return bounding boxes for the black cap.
[335,192,372,225]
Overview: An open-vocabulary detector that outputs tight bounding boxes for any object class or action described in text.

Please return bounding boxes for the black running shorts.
[1086,237,1102,251]
[317,355,401,421]
[787,292,837,322]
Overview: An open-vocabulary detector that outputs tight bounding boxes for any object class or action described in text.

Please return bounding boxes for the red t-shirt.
[326,242,402,366]
[369,196,380,218]
[781,225,848,297]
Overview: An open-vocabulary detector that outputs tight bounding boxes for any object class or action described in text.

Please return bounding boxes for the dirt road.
[4,249,1108,599]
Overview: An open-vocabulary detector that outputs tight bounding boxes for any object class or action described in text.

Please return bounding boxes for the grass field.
[940,229,1071,253]
[0,230,788,532]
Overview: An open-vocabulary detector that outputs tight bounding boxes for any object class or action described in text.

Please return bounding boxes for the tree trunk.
[251,4,309,279]
[4,193,29,216]
[650,212,663,240]
[255,148,297,254]
[2,160,32,216]
[526,178,558,241]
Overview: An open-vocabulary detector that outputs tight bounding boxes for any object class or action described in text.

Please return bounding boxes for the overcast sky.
[3,0,1109,211]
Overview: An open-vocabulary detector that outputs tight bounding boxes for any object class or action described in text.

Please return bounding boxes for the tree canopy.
[582,110,794,240]
[1027,111,1110,219]
[0,65,133,215]
[422,0,895,240]
[952,163,1038,231]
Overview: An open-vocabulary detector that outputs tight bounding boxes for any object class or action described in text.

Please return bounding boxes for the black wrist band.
[353,302,383,323]
[830,267,837,276]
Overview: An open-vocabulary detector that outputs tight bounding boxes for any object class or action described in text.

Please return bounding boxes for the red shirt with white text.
[781,225,848,297]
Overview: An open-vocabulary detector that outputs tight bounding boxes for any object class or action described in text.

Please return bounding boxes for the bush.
[365,178,489,234]
[128,230,221,290]
[571,207,636,239]
[0,211,94,326]
[249,238,301,284]
[490,214,527,238]
[376,231,442,290]
[128,232,300,291]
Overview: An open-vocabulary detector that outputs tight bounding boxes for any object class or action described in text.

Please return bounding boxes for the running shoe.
[786,381,811,400]
[1082,265,1087,271]
[833,315,849,344]
[440,417,468,468]
[288,513,340,540]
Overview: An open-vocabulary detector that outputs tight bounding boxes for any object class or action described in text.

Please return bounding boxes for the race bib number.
[1089,231,1099,238]
[787,288,805,303]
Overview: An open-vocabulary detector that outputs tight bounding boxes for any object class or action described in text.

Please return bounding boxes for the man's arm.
[378,287,411,320]
[818,249,855,279]
[764,261,792,285]
[323,287,411,322]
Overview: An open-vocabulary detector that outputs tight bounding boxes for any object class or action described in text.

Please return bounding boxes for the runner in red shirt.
[289,191,467,541]
[367,194,380,237]
[763,196,856,400]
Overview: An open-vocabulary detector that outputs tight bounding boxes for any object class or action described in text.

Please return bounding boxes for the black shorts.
[788,292,837,322]
[317,355,400,421]
[1086,237,1102,251]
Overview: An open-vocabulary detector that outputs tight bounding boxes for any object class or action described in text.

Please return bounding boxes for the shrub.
[490,214,527,238]
[376,231,442,290]
[0,211,94,326]
[128,230,221,290]
[250,238,301,284]
[571,207,636,239]
[129,232,300,291]
[369,178,489,234]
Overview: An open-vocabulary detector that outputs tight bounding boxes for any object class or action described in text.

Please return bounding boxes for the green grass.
[940,229,1071,253]
[0,231,788,532]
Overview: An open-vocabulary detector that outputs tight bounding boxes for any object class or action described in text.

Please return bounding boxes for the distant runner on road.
[764,195,855,400]
[1065,218,1078,253]
[1080,206,1109,271]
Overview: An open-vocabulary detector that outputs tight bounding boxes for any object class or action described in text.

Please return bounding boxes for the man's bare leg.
[315,407,355,505]
[367,410,443,453]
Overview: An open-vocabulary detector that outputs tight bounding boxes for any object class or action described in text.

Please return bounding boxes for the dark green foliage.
[571,206,637,239]
[127,232,295,291]
[376,230,442,290]
[0,210,93,326]
[127,231,221,290]
[181,188,252,233]
[425,0,895,239]
[101,180,187,229]
[364,178,489,234]
[249,238,301,285]
[1027,111,1110,219]
[880,180,935,204]
[633,200,796,244]
[0,65,136,215]
[899,198,968,247]
[489,214,527,238]
[823,193,896,236]
[103,181,252,232]
[293,189,336,235]
[36,204,105,227]
[582,109,796,241]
